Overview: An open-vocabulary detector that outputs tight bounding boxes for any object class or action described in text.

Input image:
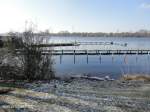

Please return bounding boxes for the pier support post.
[99,50,101,63]
[60,55,62,64]
[60,50,63,64]
[86,50,88,64]
[112,52,114,63]
[74,50,76,64]
[124,53,128,64]
[136,52,138,63]
[148,51,150,60]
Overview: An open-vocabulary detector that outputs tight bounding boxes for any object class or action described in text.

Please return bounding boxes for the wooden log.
[70,75,114,81]
[0,88,14,94]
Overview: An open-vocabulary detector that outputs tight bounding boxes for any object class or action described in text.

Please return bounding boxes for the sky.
[0,0,150,33]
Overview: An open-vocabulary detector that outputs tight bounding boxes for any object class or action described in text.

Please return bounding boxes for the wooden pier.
[41,49,150,55]
[15,49,150,64]
[33,41,127,47]
[47,49,150,64]
[78,42,127,46]
[32,43,79,47]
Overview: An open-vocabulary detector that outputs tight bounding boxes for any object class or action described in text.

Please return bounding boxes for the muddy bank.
[0,79,150,112]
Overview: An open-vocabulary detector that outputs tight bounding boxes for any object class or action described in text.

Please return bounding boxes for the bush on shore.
[0,28,54,81]
[0,40,4,48]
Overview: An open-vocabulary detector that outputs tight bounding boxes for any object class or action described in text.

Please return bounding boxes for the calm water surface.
[49,37,150,79]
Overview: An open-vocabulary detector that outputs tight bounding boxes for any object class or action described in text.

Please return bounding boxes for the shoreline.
[1,77,150,112]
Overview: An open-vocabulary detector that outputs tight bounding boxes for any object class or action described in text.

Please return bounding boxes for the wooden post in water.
[60,50,64,64]
[60,54,62,64]
[74,50,76,64]
[136,51,138,63]
[86,50,88,64]
[124,52,127,64]
[148,51,150,60]
[112,52,114,63]
[99,50,101,63]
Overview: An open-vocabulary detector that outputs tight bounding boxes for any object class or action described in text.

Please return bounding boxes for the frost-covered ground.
[1,79,150,112]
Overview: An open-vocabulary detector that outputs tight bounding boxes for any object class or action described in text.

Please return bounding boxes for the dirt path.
[0,79,150,112]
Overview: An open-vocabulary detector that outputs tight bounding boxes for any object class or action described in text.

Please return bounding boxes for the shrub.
[11,37,24,49]
[0,39,4,48]
[18,30,55,81]
[0,29,54,81]
[0,65,24,80]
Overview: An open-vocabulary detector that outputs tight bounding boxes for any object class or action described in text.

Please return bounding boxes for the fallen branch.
[0,88,14,94]
[70,75,114,81]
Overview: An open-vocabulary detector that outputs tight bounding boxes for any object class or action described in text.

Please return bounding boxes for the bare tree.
[19,29,55,81]
[0,22,54,81]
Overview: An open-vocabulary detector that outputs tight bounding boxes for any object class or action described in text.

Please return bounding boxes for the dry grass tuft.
[121,75,150,81]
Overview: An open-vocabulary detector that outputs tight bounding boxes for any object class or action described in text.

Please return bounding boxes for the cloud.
[140,3,150,9]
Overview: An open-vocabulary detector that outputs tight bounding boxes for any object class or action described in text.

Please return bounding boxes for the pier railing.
[15,49,150,55]
[40,49,150,55]
[15,49,150,64]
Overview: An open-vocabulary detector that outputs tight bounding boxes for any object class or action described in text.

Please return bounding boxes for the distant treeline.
[5,29,150,38]
[48,32,150,37]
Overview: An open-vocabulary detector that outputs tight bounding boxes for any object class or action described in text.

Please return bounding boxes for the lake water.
[49,37,150,79]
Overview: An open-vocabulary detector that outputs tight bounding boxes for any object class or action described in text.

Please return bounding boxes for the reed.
[121,74,150,81]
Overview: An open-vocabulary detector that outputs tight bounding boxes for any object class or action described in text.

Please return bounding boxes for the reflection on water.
[49,37,150,79]
[53,55,150,79]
